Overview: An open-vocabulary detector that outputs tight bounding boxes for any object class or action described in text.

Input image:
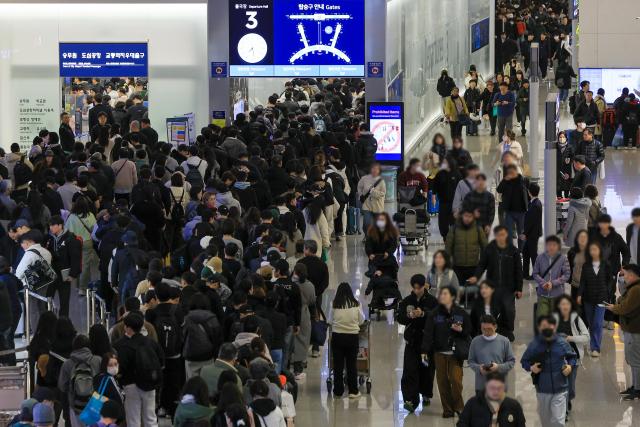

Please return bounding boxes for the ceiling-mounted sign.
[59,42,148,77]
[229,0,365,77]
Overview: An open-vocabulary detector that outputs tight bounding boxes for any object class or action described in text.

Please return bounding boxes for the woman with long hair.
[430,133,447,163]
[426,250,460,293]
[364,212,399,278]
[330,282,364,398]
[577,241,611,357]
[27,311,57,389]
[93,352,124,407]
[65,195,99,295]
[302,185,330,258]
[212,383,253,427]
[469,280,511,340]
[89,324,113,356]
[279,212,303,257]
[174,376,215,427]
[568,230,589,302]
[553,295,589,414]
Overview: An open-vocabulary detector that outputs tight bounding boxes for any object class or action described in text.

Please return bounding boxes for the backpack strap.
[114,160,128,178]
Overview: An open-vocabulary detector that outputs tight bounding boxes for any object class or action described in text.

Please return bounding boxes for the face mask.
[541,328,554,338]
[292,275,299,282]
[107,365,119,376]
[482,333,498,341]
[441,162,449,170]
[376,220,386,230]
[559,137,567,144]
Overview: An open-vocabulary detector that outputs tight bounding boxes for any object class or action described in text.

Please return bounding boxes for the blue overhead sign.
[59,42,148,77]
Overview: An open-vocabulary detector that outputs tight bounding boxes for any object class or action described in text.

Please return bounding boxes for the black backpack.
[154,306,182,359]
[170,191,186,224]
[185,160,204,186]
[134,340,163,391]
[13,160,32,187]
[69,360,95,412]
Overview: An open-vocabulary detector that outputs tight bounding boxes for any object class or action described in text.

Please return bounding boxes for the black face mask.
[541,328,554,339]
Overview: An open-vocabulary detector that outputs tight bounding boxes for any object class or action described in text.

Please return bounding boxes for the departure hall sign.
[229,0,365,77]
[59,42,149,77]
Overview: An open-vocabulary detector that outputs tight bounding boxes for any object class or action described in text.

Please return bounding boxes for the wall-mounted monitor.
[579,68,640,101]
[470,17,490,53]
[368,102,404,164]
[229,0,364,77]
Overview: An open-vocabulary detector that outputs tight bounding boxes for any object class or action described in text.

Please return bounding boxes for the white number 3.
[246,11,258,29]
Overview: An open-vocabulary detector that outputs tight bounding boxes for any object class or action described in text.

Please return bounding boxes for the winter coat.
[611,280,640,334]
[552,312,589,360]
[397,291,438,349]
[220,137,247,160]
[445,219,487,267]
[357,173,386,213]
[444,96,469,122]
[111,159,138,194]
[303,208,329,256]
[44,230,83,280]
[462,190,496,228]
[564,198,591,245]
[292,279,315,363]
[474,241,523,293]
[590,227,630,274]
[421,303,472,356]
[457,394,526,427]
[432,169,461,207]
[182,309,222,362]
[173,401,215,427]
[469,296,511,339]
[355,132,378,172]
[497,175,528,213]
[521,335,577,394]
[437,75,456,98]
[578,261,612,304]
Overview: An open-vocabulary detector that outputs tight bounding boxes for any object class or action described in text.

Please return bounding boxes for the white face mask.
[107,365,119,376]
[482,333,498,341]
[440,162,449,170]
[559,137,567,144]
[292,275,299,282]
[376,220,386,230]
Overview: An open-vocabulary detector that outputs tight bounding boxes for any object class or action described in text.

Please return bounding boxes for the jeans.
[583,302,605,352]
[568,367,578,402]
[271,349,283,373]
[504,210,525,250]
[331,333,359,396]
[623,332,640,390]
[124,384,158,427]
[497,114,514,142]
[537,391,568,427]
[559,88,569,102]
[362,210,375,234]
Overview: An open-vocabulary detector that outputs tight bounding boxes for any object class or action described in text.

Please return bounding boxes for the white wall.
[579,0,640,67]
[0,3,208,151]
[385,0,492,155]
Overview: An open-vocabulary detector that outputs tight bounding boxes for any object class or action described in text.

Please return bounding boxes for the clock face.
[237,33,268,64]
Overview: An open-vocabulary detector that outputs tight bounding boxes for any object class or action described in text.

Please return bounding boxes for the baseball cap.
[14,218,30,229]
[32,403,55,426]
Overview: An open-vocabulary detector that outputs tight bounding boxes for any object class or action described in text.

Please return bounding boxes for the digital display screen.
[229,0,365,77]
[59,42,148,77]
[579,68,640,101]
[471,17,490,53]
[368,103,403,163]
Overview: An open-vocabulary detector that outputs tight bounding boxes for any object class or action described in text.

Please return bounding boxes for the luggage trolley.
[556,197,569,233]
[326,321,372,395]
[0,361,30,426]
[393,209,430,254]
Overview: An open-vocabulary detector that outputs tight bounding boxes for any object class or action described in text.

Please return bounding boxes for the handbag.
[23,249,57,291]
[492,105,499,117]
[321,247,329,263]
[79,376,109,425]
[453,335,471,362]
[311,318,329,346]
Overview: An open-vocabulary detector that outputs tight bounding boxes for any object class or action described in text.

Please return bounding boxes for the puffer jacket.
[521,335,577,394]
[445,219,487,267]
[578,261,612,304]
[564,197,591,245]
[182,309,222,361]
[590,227,630,274]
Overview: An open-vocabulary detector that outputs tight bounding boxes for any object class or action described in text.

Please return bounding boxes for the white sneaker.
[348,392,362,399]
[591,350,600,358]
[294,372,306,382]
[311,350,320,358]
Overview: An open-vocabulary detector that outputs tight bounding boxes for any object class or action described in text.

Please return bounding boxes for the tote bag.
[79,376,109,425]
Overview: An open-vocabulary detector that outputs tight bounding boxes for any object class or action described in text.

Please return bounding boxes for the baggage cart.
[556,197,569,233]
[326,321,372,395]
[0,361,30,426]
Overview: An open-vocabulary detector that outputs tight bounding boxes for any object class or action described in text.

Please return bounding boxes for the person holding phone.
[577,241,611,357]
[521,315,577,427]
[397,274,438,413]
[467,314,515,394]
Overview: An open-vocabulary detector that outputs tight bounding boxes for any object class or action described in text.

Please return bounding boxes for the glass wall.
[0,3,208,151]
[386,0,492,154]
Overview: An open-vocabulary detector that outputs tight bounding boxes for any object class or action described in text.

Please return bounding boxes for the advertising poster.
[212,110,226,128]
[229,0,364,77]
[59,42,148,77]
[580,68,640,100]
[368,102,403,163]
[166,117,190,147]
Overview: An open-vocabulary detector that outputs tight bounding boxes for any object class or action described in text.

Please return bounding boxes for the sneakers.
[311,350,320,358]
[620,386,635,395]
[623,391,640,401]
[606,321,615,330]
[294,372,306,382]
[403,401,416,413]
[348,392,361,399]
[591,350,600,358]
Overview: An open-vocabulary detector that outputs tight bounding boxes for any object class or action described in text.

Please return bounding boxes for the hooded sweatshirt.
[565,197,591,245]
[250,398,287,427]
[216,190,242,214]
[57,347,102,398]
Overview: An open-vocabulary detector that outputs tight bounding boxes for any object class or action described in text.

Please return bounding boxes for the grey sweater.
[468,334,515,391]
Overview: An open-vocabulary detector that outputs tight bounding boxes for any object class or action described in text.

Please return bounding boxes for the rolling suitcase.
[346,206,360,235]
[427,190,439,215]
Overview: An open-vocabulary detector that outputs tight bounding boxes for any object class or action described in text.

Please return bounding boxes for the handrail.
[23,288,56,346]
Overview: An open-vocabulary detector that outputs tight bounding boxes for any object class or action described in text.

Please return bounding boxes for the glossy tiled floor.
[293,105,640,426]
[30,92,640,426]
